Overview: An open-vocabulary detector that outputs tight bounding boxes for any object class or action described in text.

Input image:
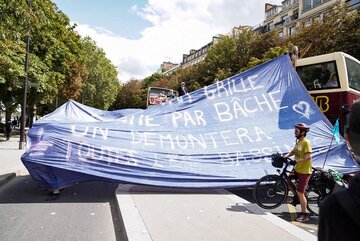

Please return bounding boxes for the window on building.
[283,0,290,9]
[291,9,299,20]
[265,7,279,18]
[289,26,296,35]
[346,0,360,8]
[303,0,312,11]
[282,15,289,24]
[279,31,284,37]
[303,0,328,11]
[269,22,275,30]
[313,0,322,6]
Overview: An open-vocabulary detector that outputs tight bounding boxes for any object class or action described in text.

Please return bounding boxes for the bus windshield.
[296,61,340,90]
[147,87,178,108]
[345,57,360,91]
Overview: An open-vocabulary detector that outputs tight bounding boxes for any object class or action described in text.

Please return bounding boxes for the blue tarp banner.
[21,54,360,190]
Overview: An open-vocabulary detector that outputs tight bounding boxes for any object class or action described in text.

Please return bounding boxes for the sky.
[52,0,282,83]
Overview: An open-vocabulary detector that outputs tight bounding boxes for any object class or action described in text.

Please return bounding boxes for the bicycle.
[253,153,345,216]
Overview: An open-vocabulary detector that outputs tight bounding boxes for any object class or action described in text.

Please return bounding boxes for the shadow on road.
[0,175,126,241]
[0,175,119,203]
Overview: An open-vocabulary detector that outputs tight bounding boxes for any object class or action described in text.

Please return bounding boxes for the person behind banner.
[318,101,360,241]
[289,40,313,67]
[313,63,331,88]
[285,123,312,223]
[5,120,12,141]
[178,82,188,97]
[323,72,339,88]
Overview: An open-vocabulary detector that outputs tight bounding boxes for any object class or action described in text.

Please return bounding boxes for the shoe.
[295,214,309,223]
[290,198,300,206]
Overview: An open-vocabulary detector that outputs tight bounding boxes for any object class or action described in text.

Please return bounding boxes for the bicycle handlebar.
[283,156,296,166]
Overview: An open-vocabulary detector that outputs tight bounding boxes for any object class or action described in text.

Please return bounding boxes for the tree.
[332,6,360,59]
[199,26,256,86]
[142,72,165,89]
[0,0,30,122]
[241,46,289,71]
[249,29,282,60]
[164,64,202,92]
[0,0,89,123]
[201,35,237,84]
[79,37,119,110]
[111,80,146,109]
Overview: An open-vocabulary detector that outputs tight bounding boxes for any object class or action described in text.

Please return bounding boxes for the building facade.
[160,61,178,73]
[161,35,221,75]
[262,0,358,37]
[181,35,221,69]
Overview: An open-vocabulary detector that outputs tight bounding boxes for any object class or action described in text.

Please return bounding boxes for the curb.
[0,173,16,188]
[115,184,152,241]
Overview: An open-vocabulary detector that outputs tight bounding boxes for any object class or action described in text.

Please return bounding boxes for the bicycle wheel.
[306,181,332,216]
[253,175,288,209]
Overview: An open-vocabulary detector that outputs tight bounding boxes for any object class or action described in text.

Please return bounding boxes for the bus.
[146,87,178,108]
[295,52,360,134]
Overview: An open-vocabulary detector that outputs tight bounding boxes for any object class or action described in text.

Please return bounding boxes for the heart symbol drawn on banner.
[292,101,310,119]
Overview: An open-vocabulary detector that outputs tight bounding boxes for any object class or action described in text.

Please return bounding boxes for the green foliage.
[249,29,282,59]
[79,37,119,109]
[0,0,120,120]
[111,80,146,110]
[200,26,256,85]
[241,46,289,72]
[142,72,164,89]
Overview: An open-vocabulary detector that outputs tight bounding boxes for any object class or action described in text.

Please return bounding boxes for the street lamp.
[19,0,32,150]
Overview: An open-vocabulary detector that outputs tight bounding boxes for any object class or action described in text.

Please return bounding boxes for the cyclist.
[285,123,312,222]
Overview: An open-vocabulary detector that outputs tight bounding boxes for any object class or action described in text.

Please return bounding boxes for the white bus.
[146,87,178,108]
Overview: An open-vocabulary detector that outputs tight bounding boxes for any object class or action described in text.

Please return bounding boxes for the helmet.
[294,123,310,133]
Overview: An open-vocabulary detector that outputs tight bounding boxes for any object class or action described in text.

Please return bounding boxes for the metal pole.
[19,0,31,150]
[56,89,59,108]
[322,133,335,170]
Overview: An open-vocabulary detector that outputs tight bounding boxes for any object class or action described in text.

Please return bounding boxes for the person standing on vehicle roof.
[318,100,360,241]
[285,123,312,223]
[178,82,188,97]
[289,40,313,67]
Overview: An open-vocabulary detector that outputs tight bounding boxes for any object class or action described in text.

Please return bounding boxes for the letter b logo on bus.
[313,95,330,113]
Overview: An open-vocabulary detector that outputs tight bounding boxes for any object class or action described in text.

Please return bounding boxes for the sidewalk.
[116,184,317,241]
[0,135,28,187]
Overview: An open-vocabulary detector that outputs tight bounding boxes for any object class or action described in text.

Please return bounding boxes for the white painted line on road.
[287,203,297,221]
[216,189,317,241]
[287,202,318,232]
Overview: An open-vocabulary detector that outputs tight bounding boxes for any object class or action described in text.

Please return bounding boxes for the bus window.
[296,61,340,90]
[345,57,360,91]
[147,87,178,108]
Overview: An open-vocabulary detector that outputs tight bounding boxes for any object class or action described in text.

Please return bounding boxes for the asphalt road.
[228,187,319,236]
[0,175,318,241]
[0,175,126,241]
